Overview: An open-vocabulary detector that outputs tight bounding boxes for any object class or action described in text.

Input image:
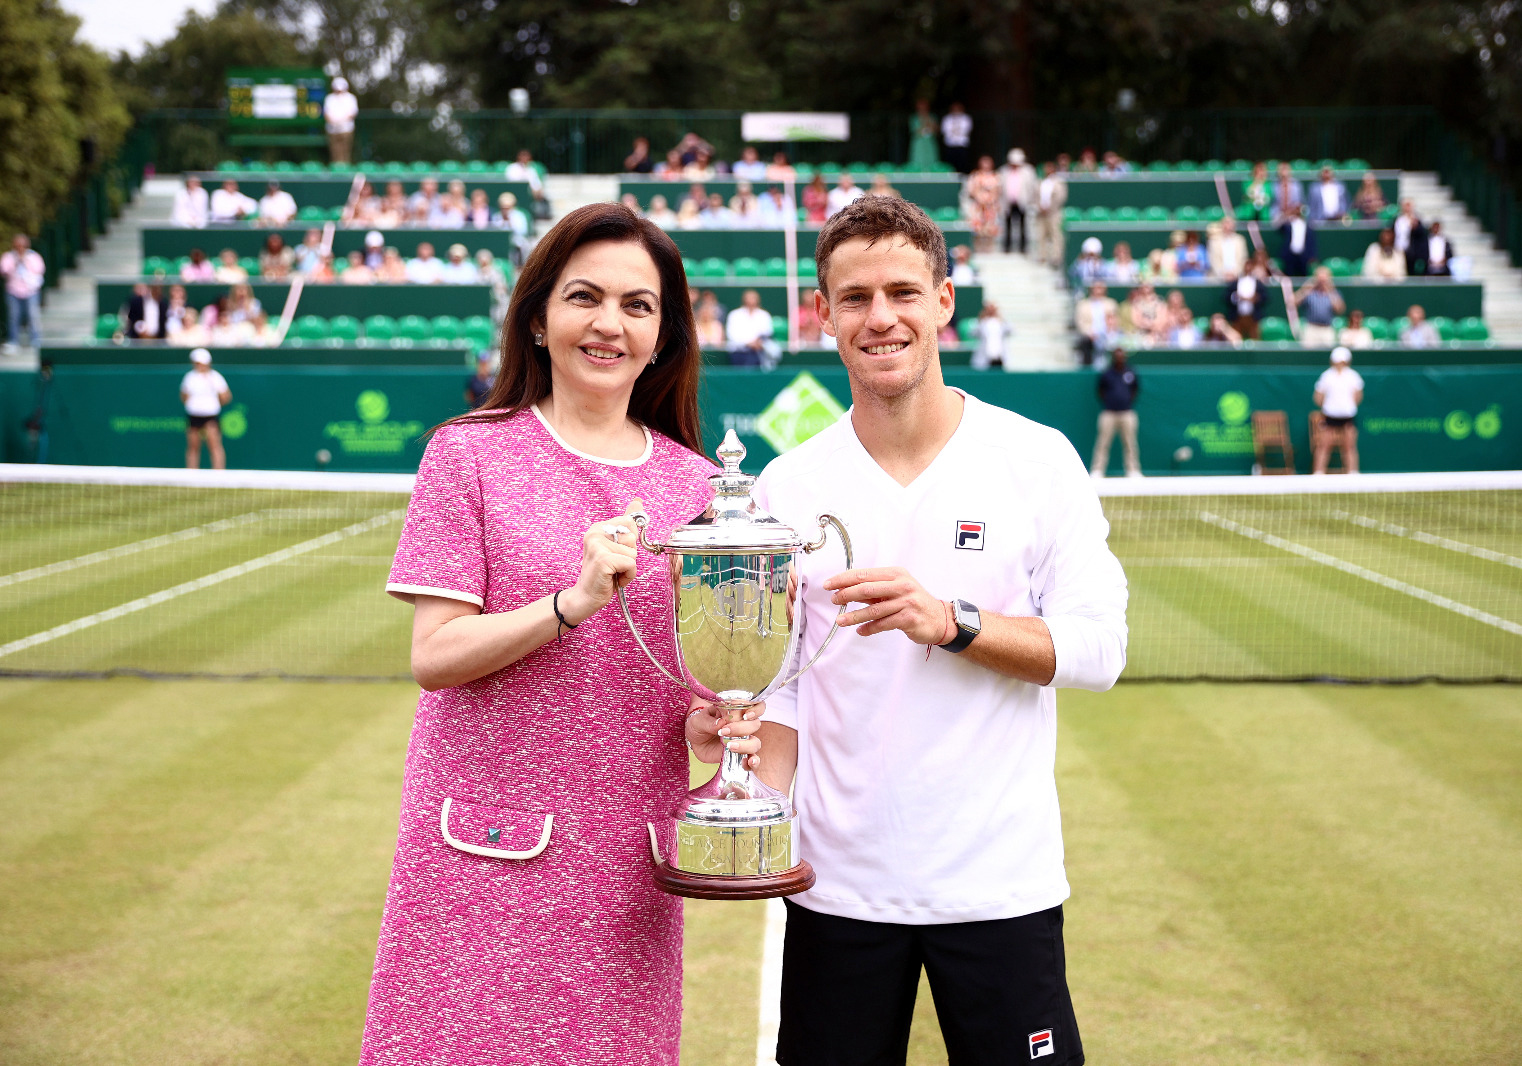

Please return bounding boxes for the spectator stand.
[191,169,535,210]
[1062,163,1399,211]
[1120,343,1510,367]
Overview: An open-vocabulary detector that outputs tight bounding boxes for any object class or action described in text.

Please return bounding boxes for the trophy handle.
[776,513,853,689]
[617,512,695,693]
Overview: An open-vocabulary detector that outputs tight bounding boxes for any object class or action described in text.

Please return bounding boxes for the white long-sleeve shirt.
[753,391,1128,924]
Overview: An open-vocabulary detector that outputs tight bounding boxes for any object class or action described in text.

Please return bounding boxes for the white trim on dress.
[531,403,653,467]
[440,798,554,859]
[385,583,485,607]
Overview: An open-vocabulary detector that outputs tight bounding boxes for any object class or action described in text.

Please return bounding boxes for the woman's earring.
[533,332,544,346]
[649,351,659,365]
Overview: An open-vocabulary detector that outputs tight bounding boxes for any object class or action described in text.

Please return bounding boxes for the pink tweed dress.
[364,406,714,1066]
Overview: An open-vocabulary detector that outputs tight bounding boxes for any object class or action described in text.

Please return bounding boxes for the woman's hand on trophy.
[823,567,952,645]
[562,500,644,624]
[685,698,763,768]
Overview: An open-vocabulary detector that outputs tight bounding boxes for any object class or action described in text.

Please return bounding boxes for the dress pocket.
[439,796,554,860]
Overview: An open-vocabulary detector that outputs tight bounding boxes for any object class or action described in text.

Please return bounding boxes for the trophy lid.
[662,430,805,552]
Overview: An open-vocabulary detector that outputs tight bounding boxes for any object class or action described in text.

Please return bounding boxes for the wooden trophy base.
[653,859,815,900]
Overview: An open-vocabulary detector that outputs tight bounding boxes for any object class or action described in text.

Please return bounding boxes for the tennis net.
[2,466,1519,683]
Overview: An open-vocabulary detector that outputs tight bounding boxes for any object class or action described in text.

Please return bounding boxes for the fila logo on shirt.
[955,520,986,550]
[1028,1029,1055,1058]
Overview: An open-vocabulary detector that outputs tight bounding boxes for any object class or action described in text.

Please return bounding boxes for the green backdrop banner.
[17,364,1519,476]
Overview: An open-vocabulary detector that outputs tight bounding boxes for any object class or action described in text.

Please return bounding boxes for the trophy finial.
[716,429,747,474]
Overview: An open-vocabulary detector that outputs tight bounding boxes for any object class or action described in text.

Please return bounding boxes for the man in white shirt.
[172,176,209,228]
[750,195,1128,1065]
[725,289,777,367]
[324,76,359,163]
[1207,216,1249,281]
[998,148,1036,254]
[405,242,445,284]
[209,179,256,223]
[733,145,769,181]
[1307,166,1349,222]
[940,101,973,173]
[256,182,297,227]
[1313,346,1364,474]
[2,233,46,352]
[826,174,865,218]
[756,185,795,229]
[181,348,232,469]
[438,243,479,284]
[504,149,544,194]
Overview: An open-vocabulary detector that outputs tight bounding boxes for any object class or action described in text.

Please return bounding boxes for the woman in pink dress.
[364,202,760,1065]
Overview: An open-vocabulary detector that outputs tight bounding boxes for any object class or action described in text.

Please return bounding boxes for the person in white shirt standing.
[998,147,1036,254]
[940,101,973,174]
[1313,346,1364,475]
[1,233,46,352]
[172,175,209,228]
[826,174,865,218]
[181,348,233,469]
[751,196,1128,1066]
[324,76,359,163]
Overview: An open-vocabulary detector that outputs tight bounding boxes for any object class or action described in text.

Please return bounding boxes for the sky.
[60,0,219,55]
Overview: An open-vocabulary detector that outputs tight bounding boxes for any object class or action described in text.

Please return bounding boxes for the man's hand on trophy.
[561,500,644,624]
[685,697,763,769]
[823,567,953,646]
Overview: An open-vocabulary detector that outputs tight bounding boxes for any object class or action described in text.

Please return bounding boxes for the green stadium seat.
[1202,159,1225,171]
[1173,205,1200,221]
[1062,206,1083,223]
[1113,206,1140,222]
[1194,316,1209,334]
[796,208,809,223]
[329,162,356,174]
[410,161,434,173]
[793,164,815,179]
[438,160,462,173]
[328,315,361,343]
[297,205,327,221]
[732,257,763,277]
[1363,315,1390,340]
[1143,205,1171,222]
[491,160,512,171]
[1146,160,1171,172]
[273,161,297,172]
[1259,316,1291,342]
[1431,316,1456,341]
[817,161,842,173]
[1202,206,1226,222]
[1379,204,1400,221]
[699,256,730,278]
[1391,316,1411,339]
[762,257,787,277]
[327,205,346,220]
[957,317,978,343]
[847,162,873,174]
[382,161,409,174]
[1228,159,1252,172]
[218,159,242,172]
[1457,316,1490,341]
[1343,158,1370,171]
[239,257,260,277]
[681,257,700,278]
[1331,316,1346,331]
[143,256,171,275]
[875,162,897,174]
[362,315,397,341]
[1174,161,1199,172]
[300,160,325,173]
[797,259,818,278]
[1085,206,1112,222]
[463,315,492,335]
[933,206,961,222]
[1323,256,1352,277]
[465,160,492,173]
[398,315,432,341]
[1233,202,1259,221]
[294,315,330,341]
[95,313,119,339]
[1290,158,1313,171]
[927,161,955,173]
[430,315,463,342]
[243,160,271,173]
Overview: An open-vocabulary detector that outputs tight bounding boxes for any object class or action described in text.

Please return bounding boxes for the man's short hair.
[814,197,947,297]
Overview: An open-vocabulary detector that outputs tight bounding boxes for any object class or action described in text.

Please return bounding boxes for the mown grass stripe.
[0,513,268,590]
[1328,508,1522,570]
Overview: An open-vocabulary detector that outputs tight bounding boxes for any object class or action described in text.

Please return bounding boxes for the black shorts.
[187,414,220,430]
[1321,415,1355,430]
[777,900,1083,1066]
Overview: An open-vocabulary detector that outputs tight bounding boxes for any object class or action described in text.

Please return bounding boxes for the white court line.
[1328,509,1522,571]
[0,510,404,659]
[755,896,786,1066]
[0,512,266,591]
[1200,511,1522,638]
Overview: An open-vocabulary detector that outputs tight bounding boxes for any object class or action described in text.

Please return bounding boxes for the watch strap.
[942,600,980,653]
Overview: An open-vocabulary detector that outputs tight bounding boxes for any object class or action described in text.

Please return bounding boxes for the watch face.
[954,599,981,633]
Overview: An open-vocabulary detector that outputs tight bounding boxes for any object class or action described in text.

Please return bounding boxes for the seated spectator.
[1307,166,1349,222]
[1074,282,1118,365]
[505,149,544,194]
[1400,304,1441,347]
[1100,151,1131,176]
[827,174,865,218]
[310,251,338,283]
[802,174,829,223]
[645,194,678,228]
[341,250,375,284]
[1241,161,1272,216]
[624,136,654,174]
[172,176,209,228]
[363,229,385,268]
[350,181,382,225]
[377,246,407,281]
[1161,229,1187,277]
[430,182,467,227]
[1074,148,1099,173]
[1294,267,1345,347]
[654,148,683,176]
[294,228,325,274]
[726,289,777,367]
[468,188,493,228]
[1123,282,1165,340]
[406,242,444,284]
[377,182,409,227]
[1208,217,1249,281]
[214,248,248,283]
[223,283,261,325]
[440,243,478,284]
[494,193,531,260]
[1247,248,1277,277]
[733,146,768,181]
[620,192,643,215]
[869,173,899,199]
[209,179,256,222]
[259,234,295,280]
[972,302,1010,370]
[1362,228,1406,280]
[164,285,189,334]
[126,283,167,340]
[950,244,978,286]
[1278,203,1316,276]
[683,147,715,180]
[1140,247,1176,284]
[1069,237,1106,290]
[1271,161,1304,224]
[674,132,711,169]
[1338,308,1373,349]
[730,182,762,227]
[675,199,703,229]
[181,248,216,282]
[701,192,735,228]
[1205,313,1242,344]
[1354,173,1386,220]
[681,182,708,212]
[797,297,825,347]
[756,186,794,228]
[170,306,209,347]
[1423,220,1454,276]
[246,310,278,347]
[408,178,440,222]
[767,151,796,182]
[257,181,298,227]
[476,249,510,304]
[1175,230,1208,278]
[1167,302,1200,347]
[210,303,252,346]
[695,301,725,347]
[1105,241,1140,286]
[1227,267,1269,340]
[1393,198,1425,273]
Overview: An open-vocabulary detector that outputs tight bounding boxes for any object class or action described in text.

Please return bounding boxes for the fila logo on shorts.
[955,520,986,550]
[1028,1029,1054,1058]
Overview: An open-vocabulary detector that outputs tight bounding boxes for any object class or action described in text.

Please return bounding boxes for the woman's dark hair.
[448,202,703,454]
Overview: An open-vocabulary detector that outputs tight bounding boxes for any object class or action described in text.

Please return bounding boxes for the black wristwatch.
[942,599,982,653]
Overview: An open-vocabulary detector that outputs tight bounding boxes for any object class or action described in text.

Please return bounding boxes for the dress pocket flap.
[440,797,554,860]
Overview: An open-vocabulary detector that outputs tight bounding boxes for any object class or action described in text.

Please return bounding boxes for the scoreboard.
[226,68,328,132]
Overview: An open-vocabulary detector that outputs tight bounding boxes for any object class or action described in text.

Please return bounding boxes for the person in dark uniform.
[464,353,496,409]
[1091,347,1141,477]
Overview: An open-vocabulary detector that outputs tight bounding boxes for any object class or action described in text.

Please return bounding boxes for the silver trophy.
[619,430,851,899]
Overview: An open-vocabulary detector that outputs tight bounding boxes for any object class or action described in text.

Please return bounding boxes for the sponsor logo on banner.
[1029,1029,1054,1058]
[323,389,423,456]
[955,521,985,550]
[753,372,848,455]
